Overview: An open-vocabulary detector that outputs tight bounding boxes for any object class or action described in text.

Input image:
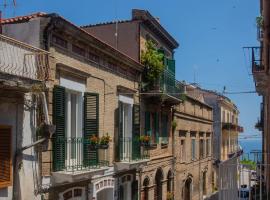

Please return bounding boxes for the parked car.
[239,185,250,200]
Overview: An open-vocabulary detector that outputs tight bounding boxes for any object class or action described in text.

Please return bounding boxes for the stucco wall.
[0,93,40,200]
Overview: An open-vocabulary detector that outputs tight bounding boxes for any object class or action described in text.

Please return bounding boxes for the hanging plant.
[141,40,165,87]
[256,16,264,28]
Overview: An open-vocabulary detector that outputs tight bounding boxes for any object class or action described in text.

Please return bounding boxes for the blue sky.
[2,0,261,138]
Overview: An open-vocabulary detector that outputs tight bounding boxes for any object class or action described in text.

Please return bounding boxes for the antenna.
[114,0,118,49]
[0,0,16,18]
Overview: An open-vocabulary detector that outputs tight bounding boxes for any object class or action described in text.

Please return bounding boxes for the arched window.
[142,177,150,200]
[167,170,173,193]
[184,178,192,200]
[155,168,164,200]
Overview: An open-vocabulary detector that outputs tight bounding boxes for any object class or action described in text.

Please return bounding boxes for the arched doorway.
[97,188,114,200]
[142,177,150,200]
[202,171,207,196]
[184,178,192,200]
[155,168,164,200]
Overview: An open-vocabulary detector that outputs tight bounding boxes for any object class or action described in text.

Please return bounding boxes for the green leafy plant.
[167,191,174,200]
[99,133,111,145]
[179,93,187,101]
[240,158,256,170]
[256,16,264,28]
[172,120,177,132]
[141,40,165,87]
[89,135,99,145]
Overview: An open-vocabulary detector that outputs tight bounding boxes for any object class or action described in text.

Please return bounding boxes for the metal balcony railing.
[145,69,185,100]
[0,34,50,81]
[257,25,264,41]
[53,137,109,172]
[222,123,244,133]
[118,137,149,162]
[251,47,264,72]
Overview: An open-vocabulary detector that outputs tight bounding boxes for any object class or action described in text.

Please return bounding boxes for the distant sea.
[239,138,262,161]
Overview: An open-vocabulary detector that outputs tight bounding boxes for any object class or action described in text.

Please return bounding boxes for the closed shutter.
[53,85,66,171]
[84,93,99,166]
[116,102,123,161]
[132,105,140,160]
[0,126,12,188]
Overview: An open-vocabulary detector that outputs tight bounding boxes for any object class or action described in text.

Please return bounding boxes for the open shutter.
[132,105,140,160]
[167,59,175,74]
[84,93,99,166]
[53,85,66,171]
[117,101,123,161]
[154,112,159,143]
[145,112,151,136]
[0,126,12,188]
[161,114,168,137]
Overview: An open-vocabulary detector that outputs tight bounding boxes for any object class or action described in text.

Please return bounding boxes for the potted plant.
[99,133,111,149]
[139,135,151,146]
[167,191,174,200]
[89,135,99,150]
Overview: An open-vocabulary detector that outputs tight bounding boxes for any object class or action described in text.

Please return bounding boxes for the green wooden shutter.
[154,112,159,143]
[117,102,123,161]
[132,105,140,160]
[53,85,66,171]
[145,112,151,135]
[132,180,139,200]
[167,59,175,74]
[84,93,99,166]
[161,114,168,137]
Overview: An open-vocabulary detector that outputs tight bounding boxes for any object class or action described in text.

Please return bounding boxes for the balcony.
[228,146,243,159]
[0,34,50,91]
[250,46,269,94]
[115,137,150,171]
[143,69,186,105]
[52,137,109,185]
[222,123,244,133]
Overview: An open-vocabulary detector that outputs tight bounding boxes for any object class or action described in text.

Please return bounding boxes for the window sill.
[161,143,168,148]
[145,143,157,150]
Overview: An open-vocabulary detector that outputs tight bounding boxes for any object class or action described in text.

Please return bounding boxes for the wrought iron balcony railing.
[0,34,50,81]
[251,47,264,72]
[53,137,109,172]
[145,69,186,100]
[118,137,150,162]
[222,123,244,133]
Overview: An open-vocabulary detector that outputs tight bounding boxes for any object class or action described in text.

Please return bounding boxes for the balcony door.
[65,90,83,167]
[119,95,133,161]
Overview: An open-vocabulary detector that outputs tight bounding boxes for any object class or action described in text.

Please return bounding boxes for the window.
[89,52,100,63]
[206,139,211,156]
[191,139,196,160]
[222,110,225,122]
[0,125,12,188]
[145,112,159,144]
[199,139,204,159]
[52,35,68,48]
[72,44,86,57]
[53,84,99,171]
[161,114,168,144]
[227,113,230,123]
[180,140,185,162]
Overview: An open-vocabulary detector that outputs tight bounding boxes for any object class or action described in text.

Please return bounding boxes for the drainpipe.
[172,108,176,196]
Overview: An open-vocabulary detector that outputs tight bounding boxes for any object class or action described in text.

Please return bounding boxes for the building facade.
[173,89,213,200]
[192,86,243,199]
[251,0,270,195]
[0,34,50,200]
[2,13,149,200]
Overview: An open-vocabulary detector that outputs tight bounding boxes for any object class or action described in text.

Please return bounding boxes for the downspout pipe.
[172,108,176,196]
